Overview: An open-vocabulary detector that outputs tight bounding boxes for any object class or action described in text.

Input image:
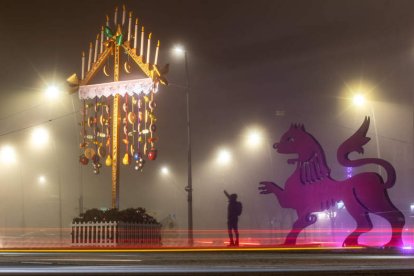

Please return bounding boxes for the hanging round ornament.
[148,148,158,161]
[84,148,96,159]
[79,154,89,165]
[133,152,140,161]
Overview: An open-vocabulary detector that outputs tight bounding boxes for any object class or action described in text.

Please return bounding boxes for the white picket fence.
[71,221,161,247]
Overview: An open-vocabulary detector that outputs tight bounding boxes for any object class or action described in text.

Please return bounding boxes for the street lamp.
[173,45,193,246]
[45,85,61,101]
[38,175,46,186]
[352,94,366,107]
[160,166,170,176]
[216,148,232,166]
[245,129,263,149]
[30,127,50,148]
[0,145,17,165]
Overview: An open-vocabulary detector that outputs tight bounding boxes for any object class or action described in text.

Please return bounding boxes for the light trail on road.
[0,249,413,275]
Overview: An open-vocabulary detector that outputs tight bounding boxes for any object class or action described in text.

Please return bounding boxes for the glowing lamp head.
[38,175,46,186]
[246,130,263,148]
[173,45,185,56]
[352,94,366,106]
[217,149,232,165]
[30,127,49,148]
[161,166,169,175]
[45,85,60,100]
[0,145,17,165]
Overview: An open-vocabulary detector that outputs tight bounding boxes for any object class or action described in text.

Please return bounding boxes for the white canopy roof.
[79,78,157,99]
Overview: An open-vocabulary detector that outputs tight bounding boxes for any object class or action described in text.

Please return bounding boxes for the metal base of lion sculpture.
[259,117,405,248]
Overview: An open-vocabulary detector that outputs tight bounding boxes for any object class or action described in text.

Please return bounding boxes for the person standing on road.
[224,190,242,246]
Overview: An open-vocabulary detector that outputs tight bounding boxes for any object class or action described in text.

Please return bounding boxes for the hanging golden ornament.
[124,61,132,74]
[105,155,112,166]
[122,153,130,165]
[103,64,110,77]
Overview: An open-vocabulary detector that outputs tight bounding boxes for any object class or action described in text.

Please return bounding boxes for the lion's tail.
[337,116,396,189]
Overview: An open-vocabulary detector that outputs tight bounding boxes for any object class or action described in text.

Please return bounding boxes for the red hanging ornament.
[148,148,157,160]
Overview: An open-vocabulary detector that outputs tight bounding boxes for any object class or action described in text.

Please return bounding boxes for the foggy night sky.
[0,0,413,236]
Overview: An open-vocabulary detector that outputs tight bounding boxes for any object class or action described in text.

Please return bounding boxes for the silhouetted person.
[224,190,242,246]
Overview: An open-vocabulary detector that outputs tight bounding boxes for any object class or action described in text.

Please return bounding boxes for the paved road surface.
[0,248,413,275]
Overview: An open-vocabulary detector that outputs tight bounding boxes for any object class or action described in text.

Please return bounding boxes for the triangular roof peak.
[67,4,168,91]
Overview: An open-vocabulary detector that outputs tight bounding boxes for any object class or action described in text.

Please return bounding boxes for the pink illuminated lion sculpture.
[259,117,405,247]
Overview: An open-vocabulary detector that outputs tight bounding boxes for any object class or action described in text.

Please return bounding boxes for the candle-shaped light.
[140,26,144,56]
[154,40,160,66]
[122,5,126,26]
[133,18,138,49]
[94,34,99,62]
[105,15,110,41]
[114,6,118,26]
[100,26,104,53]
[81,51,85,80]
[146,33,152,64]
[127,11,132,42]
[88,42,93,71]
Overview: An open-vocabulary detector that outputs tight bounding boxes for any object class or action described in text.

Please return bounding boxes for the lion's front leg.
[258,181,288,206]
[284,213,317,245]
[258,181,283,194]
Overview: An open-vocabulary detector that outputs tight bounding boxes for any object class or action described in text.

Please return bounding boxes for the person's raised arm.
[224,190,230,199]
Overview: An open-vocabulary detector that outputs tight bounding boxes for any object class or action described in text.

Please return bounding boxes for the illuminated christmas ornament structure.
[67,5,168,209]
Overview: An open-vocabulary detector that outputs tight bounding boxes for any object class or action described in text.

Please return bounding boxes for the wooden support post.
[112,42,121,209]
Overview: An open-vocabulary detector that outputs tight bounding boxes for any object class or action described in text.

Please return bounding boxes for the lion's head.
[275,124,327,163]
[274,124,330,180]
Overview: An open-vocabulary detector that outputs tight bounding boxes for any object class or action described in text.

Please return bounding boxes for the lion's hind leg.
[284,213,317,245]
[342,198,373,247]
[353,181,405,248]
[368,197,405,248]
[378,209,405,248]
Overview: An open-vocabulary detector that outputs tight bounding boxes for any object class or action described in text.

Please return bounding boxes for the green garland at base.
[73,207,159,224]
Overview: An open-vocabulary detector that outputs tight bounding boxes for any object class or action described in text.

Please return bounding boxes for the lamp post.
[43,84,64,242]
[174,46,193,246]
